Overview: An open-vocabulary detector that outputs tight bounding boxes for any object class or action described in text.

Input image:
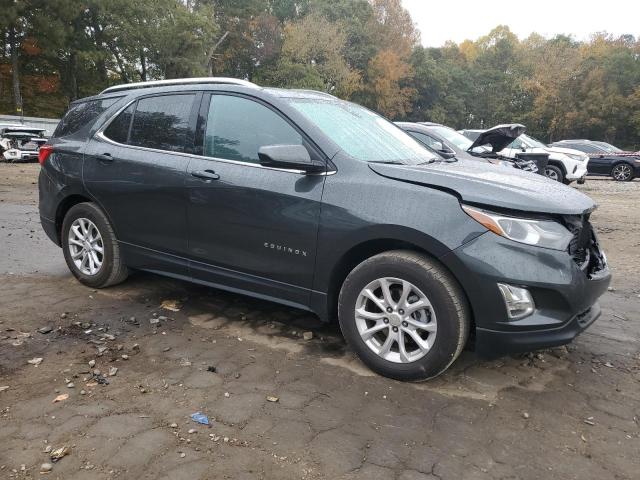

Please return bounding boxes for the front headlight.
[566,153,586,161]
[462,205,573,250]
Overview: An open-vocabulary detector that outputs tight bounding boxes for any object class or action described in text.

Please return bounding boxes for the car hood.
[468,124,526,153]
[543,146,587,158]
[369,159,595,215]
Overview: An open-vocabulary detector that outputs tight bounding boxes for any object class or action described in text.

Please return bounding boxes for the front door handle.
[191,169,220,181]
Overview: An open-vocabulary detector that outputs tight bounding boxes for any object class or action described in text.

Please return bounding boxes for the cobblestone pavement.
[0,165,639,479]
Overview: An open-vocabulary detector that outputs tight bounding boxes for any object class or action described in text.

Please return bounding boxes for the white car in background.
[0,123,47,162]
[461,129,589,184]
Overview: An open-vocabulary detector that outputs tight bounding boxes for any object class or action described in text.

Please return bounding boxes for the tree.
[366,49,414,118]
[257,12,360,97]
[0,0,29,114]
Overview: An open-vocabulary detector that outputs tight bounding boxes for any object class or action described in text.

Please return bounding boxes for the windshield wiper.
[369,160,405,165]
[418,156,458,165]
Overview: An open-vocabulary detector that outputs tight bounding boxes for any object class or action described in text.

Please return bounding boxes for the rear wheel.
[544,165,564,183]
[61,202,128,288]
[611,163,634,182]
[338,251,470,381]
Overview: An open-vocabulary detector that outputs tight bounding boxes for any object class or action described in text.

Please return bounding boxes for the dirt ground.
[0,163,638,480]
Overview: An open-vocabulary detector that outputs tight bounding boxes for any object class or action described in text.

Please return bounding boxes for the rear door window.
[54,98,119,138]
[129,94,195,152]
[203,94,302,164]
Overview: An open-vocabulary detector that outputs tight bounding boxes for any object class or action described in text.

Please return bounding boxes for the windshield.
[521,134,547,148]
[286,99,438,164]
[429,126,473,150]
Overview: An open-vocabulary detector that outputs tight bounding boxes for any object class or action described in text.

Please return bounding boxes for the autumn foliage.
[1,1,639,148]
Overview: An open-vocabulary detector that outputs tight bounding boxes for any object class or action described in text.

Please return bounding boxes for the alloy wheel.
[68,218,104,276]
[544,167,559,181]
[612,164,632,181]
[354,277,437,363]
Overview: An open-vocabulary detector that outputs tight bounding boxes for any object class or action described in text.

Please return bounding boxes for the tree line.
[2,0,639,148]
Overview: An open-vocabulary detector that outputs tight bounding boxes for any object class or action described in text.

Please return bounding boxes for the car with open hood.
[397,122,538,173]
[0,123,47,162]
[38,78,610,381]
[462,129,589,184]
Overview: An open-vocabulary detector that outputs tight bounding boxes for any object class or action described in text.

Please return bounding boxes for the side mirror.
[435,143,456,159]
[521,145,527,152]
[258,145,325,174]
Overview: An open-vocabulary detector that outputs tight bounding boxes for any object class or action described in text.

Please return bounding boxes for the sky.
[401,0,639,47]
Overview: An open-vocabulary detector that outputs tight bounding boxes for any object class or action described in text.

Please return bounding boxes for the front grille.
[564,214,607,279]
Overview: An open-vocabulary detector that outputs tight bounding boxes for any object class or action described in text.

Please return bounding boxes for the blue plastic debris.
[190,412,209,425]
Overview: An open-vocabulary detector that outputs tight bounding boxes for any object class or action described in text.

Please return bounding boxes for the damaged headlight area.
[462,205,573,251]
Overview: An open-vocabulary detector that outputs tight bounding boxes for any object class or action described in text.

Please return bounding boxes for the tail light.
[38,144,53,165]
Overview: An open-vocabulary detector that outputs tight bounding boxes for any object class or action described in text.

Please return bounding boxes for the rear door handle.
[191,169,220,181]
[97,153,114,163]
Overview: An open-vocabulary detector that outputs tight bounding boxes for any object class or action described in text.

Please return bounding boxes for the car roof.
[75,78,339,107]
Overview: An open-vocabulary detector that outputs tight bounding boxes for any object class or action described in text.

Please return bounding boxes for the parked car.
[397,122,538,172]
[550,140,640,182]
[38,78,610,381]
[461,129,589,184]
[0,123,47,162]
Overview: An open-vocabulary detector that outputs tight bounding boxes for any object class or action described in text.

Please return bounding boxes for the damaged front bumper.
[441,219,611,357]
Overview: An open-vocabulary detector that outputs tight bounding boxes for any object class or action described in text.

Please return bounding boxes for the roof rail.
[101,77,259,95]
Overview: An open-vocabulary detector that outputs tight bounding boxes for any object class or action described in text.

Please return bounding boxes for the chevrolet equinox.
[38,78,611,381]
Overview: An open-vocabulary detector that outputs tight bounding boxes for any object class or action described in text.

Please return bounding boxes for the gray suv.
[38,78,610,380]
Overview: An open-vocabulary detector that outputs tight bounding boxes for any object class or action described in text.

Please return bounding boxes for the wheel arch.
[610,160,635,178]
[320,237,476,339]
[55,194,93,243]
[546,159,567,175]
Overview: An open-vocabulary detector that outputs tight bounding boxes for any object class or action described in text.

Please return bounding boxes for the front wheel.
[611,163,634,182]
[544,165,564,183]
[338,251,470,381]
[61,202,128,288]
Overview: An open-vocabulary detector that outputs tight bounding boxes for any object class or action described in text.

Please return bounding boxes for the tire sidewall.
[611,163,634,182]
[61,203,116,288]
[545,165,563,183]
[338,255,465,381]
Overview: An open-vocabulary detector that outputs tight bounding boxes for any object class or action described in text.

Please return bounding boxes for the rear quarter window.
[54,98,119,138]
[103,103,134,144]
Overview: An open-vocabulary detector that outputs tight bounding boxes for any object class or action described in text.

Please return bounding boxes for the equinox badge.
[264,242,307,257]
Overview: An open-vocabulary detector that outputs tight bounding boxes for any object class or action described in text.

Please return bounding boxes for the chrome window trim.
[96,95,335,176]
[95,132,335,176]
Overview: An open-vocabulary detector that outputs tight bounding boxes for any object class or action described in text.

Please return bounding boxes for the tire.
[61,202,128,288]
[338,250,470,381]
[544,165,564,183]
[611,163,635,182]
